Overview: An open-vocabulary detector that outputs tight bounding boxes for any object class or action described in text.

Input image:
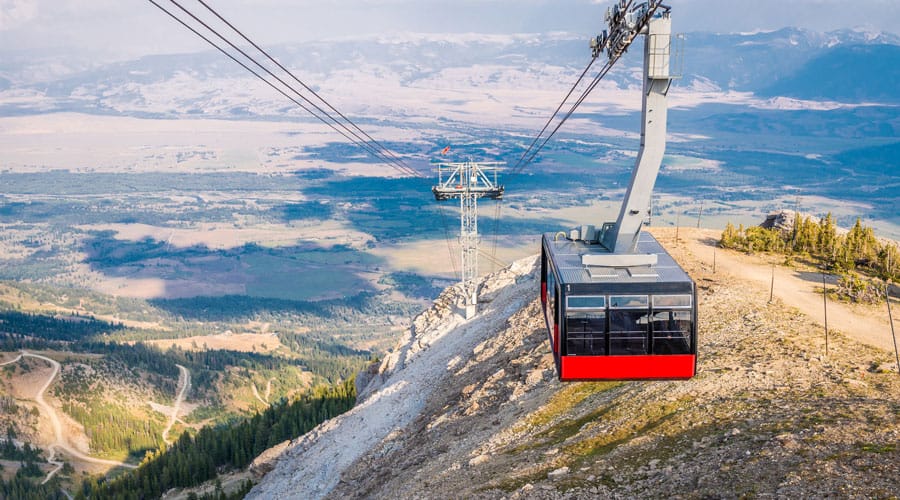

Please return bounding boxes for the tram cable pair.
[146,0,414,176]
[145,0,468,279]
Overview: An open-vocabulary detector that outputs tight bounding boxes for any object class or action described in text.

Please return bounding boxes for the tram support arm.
[603,12,673,253]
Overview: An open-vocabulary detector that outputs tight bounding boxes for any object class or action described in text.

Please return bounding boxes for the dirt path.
[0,352,23,367]
[251,377,276,407]
[0,353,65,483]
[162,365,190,445]
[10,351,139,484]
[659,227,898,354]
[251,383,267,407]
[264,378,274,403]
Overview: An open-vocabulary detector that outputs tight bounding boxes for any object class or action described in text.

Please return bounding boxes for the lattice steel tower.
[433,161,504,319]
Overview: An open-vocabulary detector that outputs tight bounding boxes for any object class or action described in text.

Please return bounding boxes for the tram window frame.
[566,295,606,310]
[545,263,558,337]
[650,294,693,354]
[609,295,649,309]
[608,295,650,355]
[652,294,692,308]
[650,309,692,354]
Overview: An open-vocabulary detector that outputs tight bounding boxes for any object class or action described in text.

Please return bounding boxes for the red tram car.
[541,231,697,381]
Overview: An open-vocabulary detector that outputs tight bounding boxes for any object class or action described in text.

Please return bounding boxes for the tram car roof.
[542,231,693,293]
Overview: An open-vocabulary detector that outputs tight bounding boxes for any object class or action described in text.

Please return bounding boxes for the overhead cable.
[146,0,419,177]
[509,0,671,174]
[192,0,414,176]
[511,57,597,173]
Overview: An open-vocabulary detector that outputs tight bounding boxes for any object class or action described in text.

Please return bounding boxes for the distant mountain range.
[2,27,897,231]
[685,28,900,93]
[2,27,900,120]
[761,43,900,102]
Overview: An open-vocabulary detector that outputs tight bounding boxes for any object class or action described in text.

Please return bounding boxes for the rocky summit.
[249,228,900,499]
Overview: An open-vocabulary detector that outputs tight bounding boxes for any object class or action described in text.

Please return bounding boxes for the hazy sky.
[2,0,900,60]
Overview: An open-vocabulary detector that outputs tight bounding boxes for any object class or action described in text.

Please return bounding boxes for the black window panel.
[565,313,606,355]
[609,310,649,333]
[651,310,692,354]
[652,336,691,354]
[609,310,649,355]
[609,332,648,355]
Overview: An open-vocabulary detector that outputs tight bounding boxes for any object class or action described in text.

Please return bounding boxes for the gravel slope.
[250,230,900,499]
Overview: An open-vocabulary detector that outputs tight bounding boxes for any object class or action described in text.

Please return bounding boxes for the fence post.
[823,271,829,357]
[675,213,680,243]
[886,281,898,375]
[769,263,775,303]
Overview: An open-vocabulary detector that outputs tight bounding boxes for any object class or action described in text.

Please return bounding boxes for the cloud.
[0,0,38,30]
[2,0,900,62]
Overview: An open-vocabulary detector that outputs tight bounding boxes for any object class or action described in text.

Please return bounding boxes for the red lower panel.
[560,354,695,381]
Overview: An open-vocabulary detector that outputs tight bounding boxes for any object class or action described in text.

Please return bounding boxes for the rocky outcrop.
[760,210,798,233]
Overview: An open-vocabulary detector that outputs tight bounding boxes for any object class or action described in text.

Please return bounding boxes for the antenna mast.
[433,161,504,319]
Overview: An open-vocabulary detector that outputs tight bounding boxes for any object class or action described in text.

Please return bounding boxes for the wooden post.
[696,201,703,228]
[675,214,680,243]
[769,263,775,303]
[886,281,899,376]
[713,247,717,274]
[823,271,829,356]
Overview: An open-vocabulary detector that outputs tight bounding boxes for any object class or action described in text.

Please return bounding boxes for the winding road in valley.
[162,364,190,445]
[0,350,137,485]
[0,353,23,367]
[251,377,276,406]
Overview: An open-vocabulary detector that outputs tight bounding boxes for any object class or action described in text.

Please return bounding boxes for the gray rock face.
[760,210,798,234]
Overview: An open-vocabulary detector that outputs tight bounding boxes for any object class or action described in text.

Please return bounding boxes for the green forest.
[720,214,899,302]
[0,304,373,497]
[78,380,356,499]
[0,475,69,500]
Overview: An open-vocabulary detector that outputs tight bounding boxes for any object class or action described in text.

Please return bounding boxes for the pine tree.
[817,213,837,259]
[720,222,739,248]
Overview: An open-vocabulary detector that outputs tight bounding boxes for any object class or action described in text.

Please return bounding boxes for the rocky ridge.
[249,229,900,499]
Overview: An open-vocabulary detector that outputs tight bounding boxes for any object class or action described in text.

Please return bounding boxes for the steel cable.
[149,0,418,177]
[193,0,414,176]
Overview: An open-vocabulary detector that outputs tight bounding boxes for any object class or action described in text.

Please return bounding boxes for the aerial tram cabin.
[538,3,695,381]
[541,231,697,381]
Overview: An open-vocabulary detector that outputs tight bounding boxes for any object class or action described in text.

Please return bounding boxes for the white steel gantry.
[433,161,504,319]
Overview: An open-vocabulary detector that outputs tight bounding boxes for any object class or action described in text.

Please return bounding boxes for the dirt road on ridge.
[657,227,898,354]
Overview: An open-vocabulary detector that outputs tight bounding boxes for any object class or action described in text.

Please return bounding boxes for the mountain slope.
[761,44,900,103]
[247,257,540,498]
[5,28,900,121]
[248,228,900,499]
